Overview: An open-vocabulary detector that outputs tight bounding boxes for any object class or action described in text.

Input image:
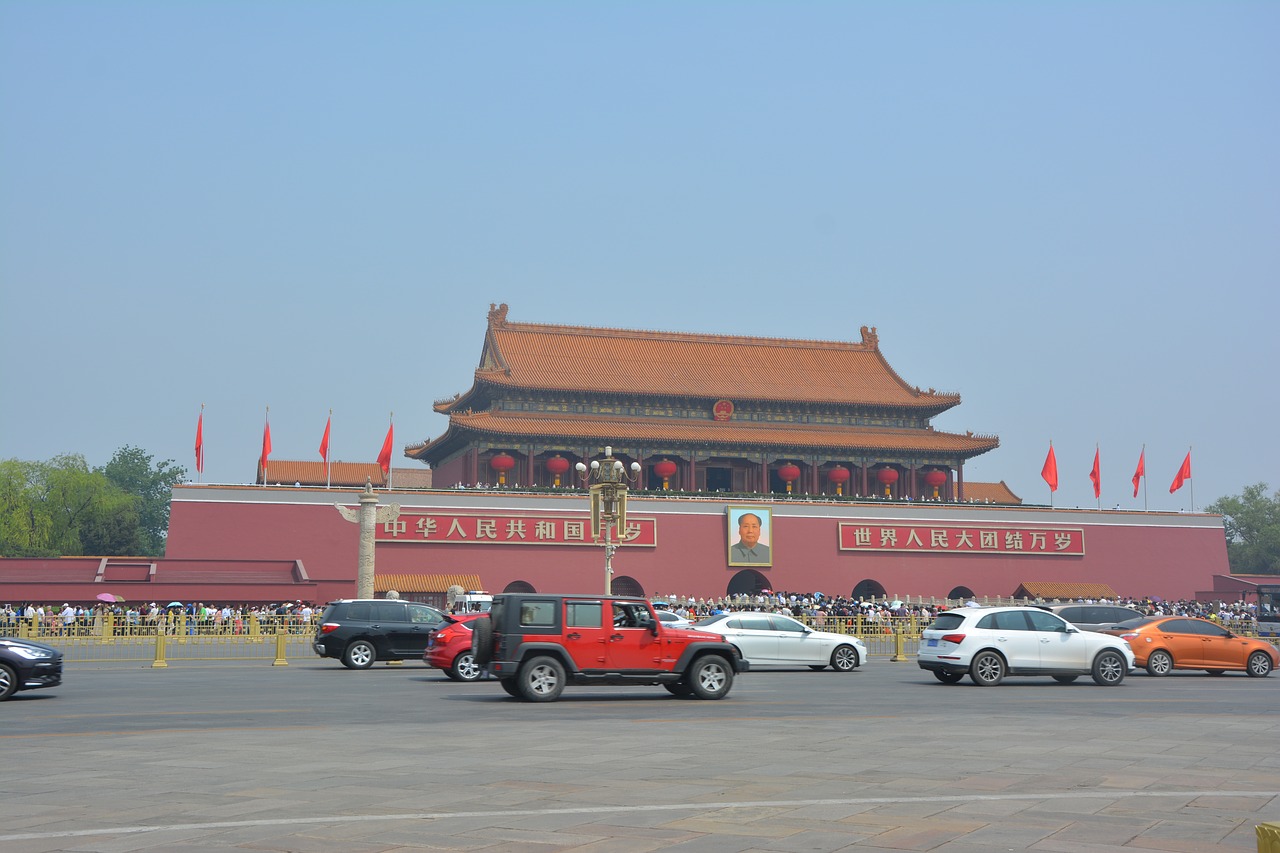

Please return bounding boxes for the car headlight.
[9,646,54,660]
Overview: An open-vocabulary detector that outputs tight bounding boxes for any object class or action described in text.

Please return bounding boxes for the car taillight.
[320,623,341,634]
[940,633,966,645]
[1119,632,1139,641]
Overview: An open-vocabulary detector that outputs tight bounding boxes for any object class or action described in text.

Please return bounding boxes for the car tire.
[1091,650,1126,686]
[933,670,964,684]
[1052,675,1079,684]
[687,655,733,700]
[664,681,694,697]
[1246,651,1273,678]
[471,616,494,667]
[831,644,859,672]
[969,650,1005,686]
[451,651,483,682]
[342,639,376,670]
[517,656,566,702]
[0,663,17,701]
[498,677,521,697]
[1146,649,1174,677]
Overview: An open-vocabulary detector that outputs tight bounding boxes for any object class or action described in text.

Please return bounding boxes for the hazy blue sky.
[2,2,1276,512]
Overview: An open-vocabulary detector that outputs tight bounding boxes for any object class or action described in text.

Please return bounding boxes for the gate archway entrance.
[727,569,770,596]
[852,579,887,600]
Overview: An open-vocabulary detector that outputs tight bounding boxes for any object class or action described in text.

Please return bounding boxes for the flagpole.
[262,405,269,488]
[196,403,204,484]
[1188,445,1194,512]
[327,408,332,490]
[388,412,394,490]
[1141,444,1148,512]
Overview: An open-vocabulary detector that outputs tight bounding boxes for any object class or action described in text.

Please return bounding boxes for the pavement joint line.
[3,789,1276,842]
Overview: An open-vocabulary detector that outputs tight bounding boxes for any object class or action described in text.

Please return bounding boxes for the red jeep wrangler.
[470,593,747,702]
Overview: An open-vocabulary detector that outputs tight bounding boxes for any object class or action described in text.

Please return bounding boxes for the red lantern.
[545,455,570,487]
[653,459,677,490]
[827,465,851,496]
[876,467,899,496]
[489,452,515,485]
[778,462,801,494]
[924,469,947,499]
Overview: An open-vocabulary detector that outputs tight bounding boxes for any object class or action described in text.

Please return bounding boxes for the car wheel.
[808,665,827,671]
[517,656,565,702]
[1246,651,1273,678]
[969,650,1005,686]
[933,670,964,684]
[688,655,733,700]
[663,681,693,697]
[451,651,483,682]
[0,663,17,701]
[831,644,859,672]
[470,616,493,667]
[342,639,376,669]
[1146,649,1174,677]
[1052,675,1079,684]
[498,677,521,697]
[1091,650,1126,686]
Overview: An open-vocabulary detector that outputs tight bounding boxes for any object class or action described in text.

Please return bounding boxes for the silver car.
[693,611,867,672]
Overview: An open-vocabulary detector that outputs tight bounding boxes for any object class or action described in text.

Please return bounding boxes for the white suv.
[918,606,1134,686]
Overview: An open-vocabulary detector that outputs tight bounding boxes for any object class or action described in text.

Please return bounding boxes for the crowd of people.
[2,592,1269,637]
[0,601,321,636]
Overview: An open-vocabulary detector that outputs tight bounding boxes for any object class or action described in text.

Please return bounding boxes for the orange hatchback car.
[1102,616,1277,678]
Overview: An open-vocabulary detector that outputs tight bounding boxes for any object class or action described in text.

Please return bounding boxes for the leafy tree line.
[0,447,186,558]
[1206,483,1280,575]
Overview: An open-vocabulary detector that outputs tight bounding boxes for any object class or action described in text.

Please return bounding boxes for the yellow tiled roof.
[411,410,998,458]
[442,305,960,410]
[1016,582,1120,600]
[963,480,1022,504]
[375,574,484,594]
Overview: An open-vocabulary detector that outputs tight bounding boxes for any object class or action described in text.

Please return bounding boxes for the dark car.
[0,637,64,700]
[313,599,446,669]
[1041,604,1146,632]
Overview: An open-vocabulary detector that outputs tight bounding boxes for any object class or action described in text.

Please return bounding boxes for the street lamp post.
[576,446,641,594]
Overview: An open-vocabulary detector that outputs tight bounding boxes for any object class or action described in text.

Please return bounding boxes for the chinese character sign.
[838,523,1084,555]
[375,512,657,546]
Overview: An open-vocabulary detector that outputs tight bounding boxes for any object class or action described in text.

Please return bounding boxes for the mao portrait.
[727,506,772,567]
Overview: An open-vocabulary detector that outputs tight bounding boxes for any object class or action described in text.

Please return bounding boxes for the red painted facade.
[151,484,1231,604]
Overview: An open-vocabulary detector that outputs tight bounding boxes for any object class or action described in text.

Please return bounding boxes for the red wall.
[161,486,1229,603]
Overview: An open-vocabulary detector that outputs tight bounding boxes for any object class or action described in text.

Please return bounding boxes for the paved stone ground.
[1,657,1277,852]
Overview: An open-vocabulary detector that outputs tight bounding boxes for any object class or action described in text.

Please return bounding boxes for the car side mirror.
[648,620,659,636]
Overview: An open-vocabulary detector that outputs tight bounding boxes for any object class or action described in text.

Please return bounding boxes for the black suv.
[0,636,64,701]
[470,593,747,702]
[313,599,446,668]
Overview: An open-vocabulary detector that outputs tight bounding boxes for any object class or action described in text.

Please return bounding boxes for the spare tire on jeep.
[470,614,494,666]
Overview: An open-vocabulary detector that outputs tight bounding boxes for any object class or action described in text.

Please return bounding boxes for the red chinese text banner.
[838,523,1085,556]
[375,512,658,547]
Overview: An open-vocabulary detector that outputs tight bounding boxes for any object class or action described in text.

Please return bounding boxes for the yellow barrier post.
[891,627,907,662]
[152,631,168,668]
[1258,822,1280,853]
[272,629,289,666]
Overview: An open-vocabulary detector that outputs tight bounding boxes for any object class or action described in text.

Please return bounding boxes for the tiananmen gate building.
[0,305,1242,608]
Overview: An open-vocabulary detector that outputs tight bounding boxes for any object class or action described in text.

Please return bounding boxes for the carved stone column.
[336,479,401,600]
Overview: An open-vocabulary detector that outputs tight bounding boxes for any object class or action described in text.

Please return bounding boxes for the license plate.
[926,638,938,647]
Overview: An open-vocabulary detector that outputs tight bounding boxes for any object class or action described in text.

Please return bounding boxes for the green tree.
[1207,483,1280,575]
[0,459,56,556]
[101,446,186,555]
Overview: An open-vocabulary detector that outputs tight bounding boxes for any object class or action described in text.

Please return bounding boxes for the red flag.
[194,411,204,474]
[1131,449,1145,498]
[1089,447,1101,498]
[377,421,394,475]
[1169,451,1191,493]
[319,415,331,462]
[1041,444,1058,492]
[261,415,272,474]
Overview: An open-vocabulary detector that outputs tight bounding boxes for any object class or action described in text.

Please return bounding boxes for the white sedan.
[693,611,867,671]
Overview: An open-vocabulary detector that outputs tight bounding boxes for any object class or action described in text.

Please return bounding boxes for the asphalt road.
[2,656,1278,852]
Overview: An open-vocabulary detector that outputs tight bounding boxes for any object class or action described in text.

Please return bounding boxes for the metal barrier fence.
[6,611,1274,667]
